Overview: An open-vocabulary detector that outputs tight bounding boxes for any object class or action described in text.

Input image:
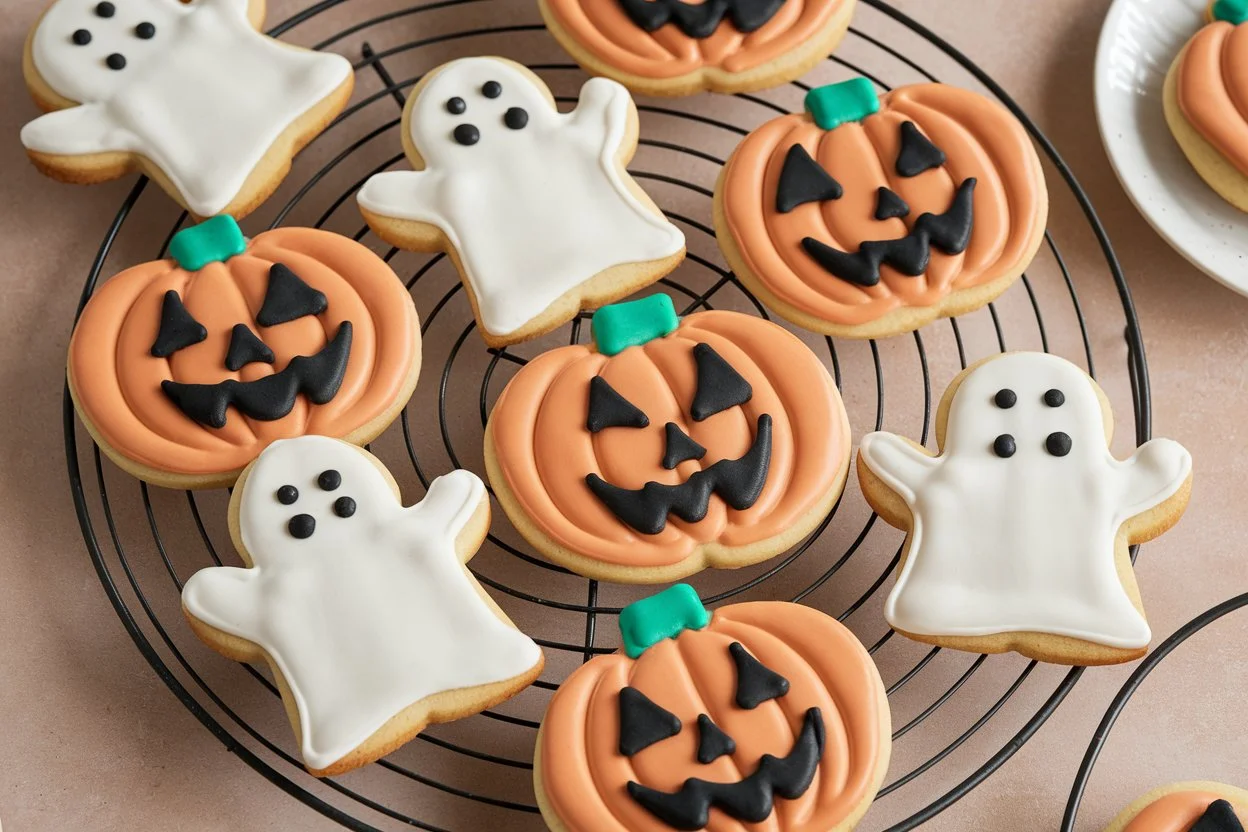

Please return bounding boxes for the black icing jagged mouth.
[161,322,352,428]
[585,414,772,535]
[619,0,786,38]
[802,178,977,288]
[627,707,825,830]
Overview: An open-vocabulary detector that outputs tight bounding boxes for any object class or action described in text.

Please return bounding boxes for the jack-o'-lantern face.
[485,294,852,581]
[68,215,421,487]
[536,585,891,832]
[716,78,1048,337]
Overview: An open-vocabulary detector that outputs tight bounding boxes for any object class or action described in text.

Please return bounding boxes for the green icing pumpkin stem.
[591,294,679,356]
[805,78,881,130]
[168,215,247,271]
[618,584,711,658]
[1213,0,1248,24]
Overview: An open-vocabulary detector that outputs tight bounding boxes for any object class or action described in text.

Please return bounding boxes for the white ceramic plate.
[1095,0,1248,295]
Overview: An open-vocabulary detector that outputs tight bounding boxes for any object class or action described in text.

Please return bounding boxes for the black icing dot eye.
[482,80,502,98]
[72,29,92,45]
[95,1,115,17]
[135,21,156,39]
[317,469,342,491]
[288,514,316,539]
[1044,389,1065,407]
[1046,432,1072,457]
[504,107,528,130]
[453,124,480,146]
[333,496,356,518]
[276,485,299,505]
[994,389,1016,409]
[993,434,1016,458]
[446,96,466,115]
[105,53,126,70]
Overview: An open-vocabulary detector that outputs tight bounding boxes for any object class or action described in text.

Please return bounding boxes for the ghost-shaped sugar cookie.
[21,0,353,218]
[357,56,686,347]
[857,352,1192,666]
[181,435,544,775]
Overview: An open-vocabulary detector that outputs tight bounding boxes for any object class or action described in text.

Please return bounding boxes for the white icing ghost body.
[357,57,685,338]
[182,436,542,771]
[860,352,1191,650]
[23,0,351,216]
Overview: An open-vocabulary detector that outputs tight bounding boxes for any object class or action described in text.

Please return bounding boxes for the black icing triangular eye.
[257,264,328,327]
[874,186,910,221]
[896,121,946,177]
[618,687,682,756]
[695,714,736,764]
[587,376,650,433]
[691,343,752,421]
[776,144,842,213]
[225,324,276,371]
[729,642,789,709]
[662,422,706,469]
[1192,799,1245,832]
[151,290,207,357]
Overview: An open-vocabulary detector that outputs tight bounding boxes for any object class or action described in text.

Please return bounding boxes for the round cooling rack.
[64,1,1152,830]
[1061,592,1248,831]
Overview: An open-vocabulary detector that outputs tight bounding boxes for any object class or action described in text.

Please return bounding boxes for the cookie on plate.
[182,435,544,776]
[485,293,851,583]
[535,584,890,832]
[21,0,352,219]
[68,215,421,489]
[857,352,1192,665]
[357,56,685,348]
[539,0,857,97]
[1164,0,1248,211]
[1105,782,1248,831]
[714,78,1048,339]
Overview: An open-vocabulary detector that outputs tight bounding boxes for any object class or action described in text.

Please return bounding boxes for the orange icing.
[720,83,1046,328]
[488,310,849,569]
[68,228,419,477]
[539,601,887,832]
[1178,21,1248,176]
[1122,790,1247,831]
[542,0,846,79]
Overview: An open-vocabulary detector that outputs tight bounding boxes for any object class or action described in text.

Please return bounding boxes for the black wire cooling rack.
[63,1,1156,829]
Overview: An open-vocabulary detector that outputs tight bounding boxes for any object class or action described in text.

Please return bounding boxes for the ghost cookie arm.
[21,104,138,157]
[181,566,265,641]
[357,169,447,228]
[859,431,940,502]
[569,76,632,153]
[403,469,488,562]
[1115,438,1192,516]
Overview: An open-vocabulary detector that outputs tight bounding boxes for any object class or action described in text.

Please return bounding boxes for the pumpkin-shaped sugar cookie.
[536,584,891,832]
[1164,0,1248,211]
[68,216,421,488]
[539,0,856,97]
[484,293,850,583]
[714,78,1048,339]
[1105,782,1248,831]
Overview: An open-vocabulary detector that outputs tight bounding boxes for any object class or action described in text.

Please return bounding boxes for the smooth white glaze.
[182,436,542,770]
[357,57,685,337]
[860,352,1190,649]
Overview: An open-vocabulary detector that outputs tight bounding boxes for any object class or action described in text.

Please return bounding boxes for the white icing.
[356,57,685,337]
[23,0,351,216]
[181,436,542,771]
[859,352,1191,650]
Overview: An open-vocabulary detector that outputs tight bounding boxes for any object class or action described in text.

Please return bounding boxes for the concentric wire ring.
[63,1,1148,829]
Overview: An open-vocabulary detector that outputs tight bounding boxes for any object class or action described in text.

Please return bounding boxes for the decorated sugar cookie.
[1106,782,1248,831]
[714,78,1048,339]
[485,293,851,583]
[21,0,353,218]
[357,56,686,347]
[539,0,857,96]
[536,584,890,832]
[182,436,544,776]
[68,216,421,488]
[857,352,1193,665]
[1164,0,1248,211]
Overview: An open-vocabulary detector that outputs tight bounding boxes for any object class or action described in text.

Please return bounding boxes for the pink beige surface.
[1,1,1246,830]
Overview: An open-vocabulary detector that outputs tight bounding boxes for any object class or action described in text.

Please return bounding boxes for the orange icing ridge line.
[1178,21,1248,176]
